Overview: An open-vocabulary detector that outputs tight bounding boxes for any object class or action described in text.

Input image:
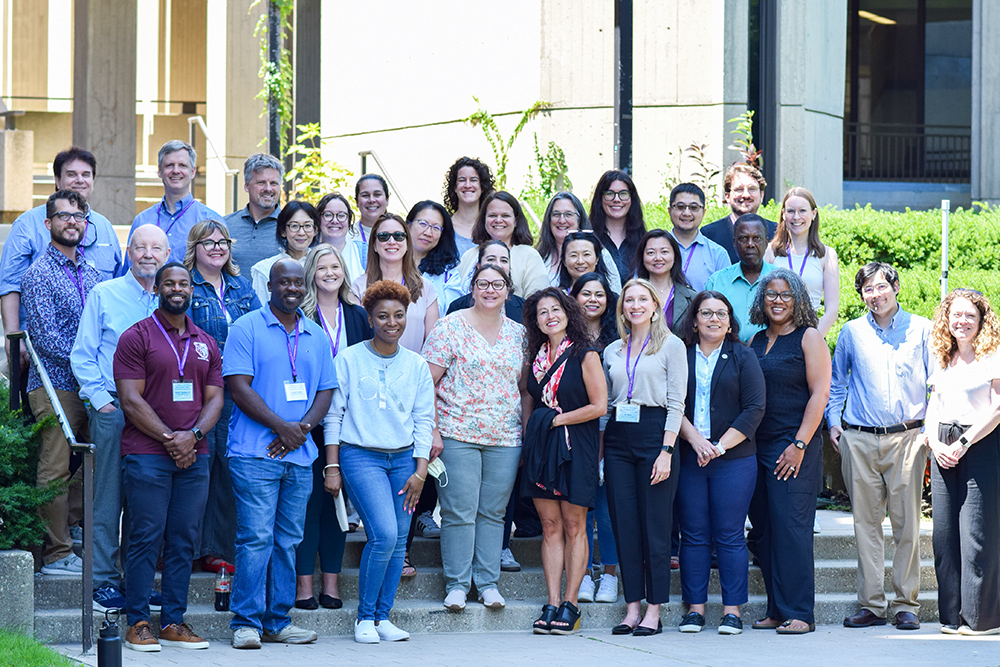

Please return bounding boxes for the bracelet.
[413,473,426,482]
[323,463,340,471]
[324,471,341,477]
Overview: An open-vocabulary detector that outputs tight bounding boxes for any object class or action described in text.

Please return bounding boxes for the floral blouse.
[422,311,526,447]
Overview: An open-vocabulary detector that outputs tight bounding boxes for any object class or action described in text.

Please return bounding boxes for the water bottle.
[97,610,122,667]
[215,567,231,611]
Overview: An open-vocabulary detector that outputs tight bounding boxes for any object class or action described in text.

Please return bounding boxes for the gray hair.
[243,153,284,183]
[748,268,818,328]
[158,140,196,169]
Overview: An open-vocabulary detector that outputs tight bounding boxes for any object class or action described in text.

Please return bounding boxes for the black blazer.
[701,216,778,264]
[680,338,766,461]
[312,301,373,348]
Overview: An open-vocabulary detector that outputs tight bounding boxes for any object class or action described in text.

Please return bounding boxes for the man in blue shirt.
[827,262,930,632]
[223,258,335,650]
[666,183,730,291]
[70,224,169,611]
[224,154,283,273]
[125,140,221,268]
[705,215,774,342]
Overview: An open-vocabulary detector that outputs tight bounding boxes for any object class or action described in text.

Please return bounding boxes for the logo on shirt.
[194,341,210,362]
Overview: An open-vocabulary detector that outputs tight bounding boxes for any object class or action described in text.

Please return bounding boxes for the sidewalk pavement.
[55,625,998,667]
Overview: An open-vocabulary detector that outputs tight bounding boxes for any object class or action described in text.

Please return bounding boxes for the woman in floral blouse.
[423,262,528,614]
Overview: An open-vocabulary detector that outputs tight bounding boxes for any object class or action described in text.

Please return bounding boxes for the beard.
[159,294,191,315]
[51,228,83,248]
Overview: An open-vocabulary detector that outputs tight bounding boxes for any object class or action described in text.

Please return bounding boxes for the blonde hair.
[184,219,240,276]
[930,289,1000,368]
[301,244,356,318]
[615,278,670,354]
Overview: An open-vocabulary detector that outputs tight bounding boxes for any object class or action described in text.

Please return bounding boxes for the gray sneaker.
[500,548,520,572]
[41,553,84,576]
[262,624,318,644]
[70,526,83,546]
[231,627,261,650]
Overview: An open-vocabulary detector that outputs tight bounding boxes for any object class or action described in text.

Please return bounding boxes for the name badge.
[172,381,194,402]
[284,381,308,402]
[615,403,640,423]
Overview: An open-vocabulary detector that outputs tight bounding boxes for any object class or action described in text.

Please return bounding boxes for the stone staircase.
[33,510,938,643]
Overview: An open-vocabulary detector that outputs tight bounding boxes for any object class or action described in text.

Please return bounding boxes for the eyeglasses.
[53,211,87,222]
[602,189,631,202]
[861,282,893,296]
[474,279,507,292]
[550,211,579,221]
[198,239,232,251]
[376,231,408,243]
[322,211,349,222]
[286,223,315,233]
[697,309,729,320]
[412,219,443,234]
[763,290,795,303]
[671,203,704,213]
[730,186,760,196]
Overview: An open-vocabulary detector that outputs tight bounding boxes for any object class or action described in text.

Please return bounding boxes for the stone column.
[971,0,1000,205]
[72,0,137,226]
[0,130,34,222]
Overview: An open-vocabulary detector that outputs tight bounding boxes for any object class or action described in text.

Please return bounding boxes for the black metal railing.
[844,122,971,183]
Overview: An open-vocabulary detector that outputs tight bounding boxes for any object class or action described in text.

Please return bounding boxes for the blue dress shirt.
[671,231,732,292]
[693,343,723,439]
[125,193,222,269]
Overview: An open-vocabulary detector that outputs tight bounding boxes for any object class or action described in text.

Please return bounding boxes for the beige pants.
[28,388,87,564]
[840,427,926,616]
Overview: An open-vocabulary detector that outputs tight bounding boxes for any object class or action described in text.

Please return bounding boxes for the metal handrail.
[7,331,95,654]
[358,150,409,212]
[187,115,240,214]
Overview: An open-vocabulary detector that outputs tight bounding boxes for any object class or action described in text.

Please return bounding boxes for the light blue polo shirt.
[222,306,337,466]
[705,261,775,343]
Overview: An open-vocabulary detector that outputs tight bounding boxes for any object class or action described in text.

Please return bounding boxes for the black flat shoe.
[611,623,635,635]
[533,604,558,634]
[633,621,662,636]
[319,594,342,609]
[294,597,318,610]
[549,601,582,635]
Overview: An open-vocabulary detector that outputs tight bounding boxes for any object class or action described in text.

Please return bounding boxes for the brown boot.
[159,622,210,649]
[125,621,161,652]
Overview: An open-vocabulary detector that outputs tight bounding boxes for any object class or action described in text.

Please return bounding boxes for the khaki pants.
[28,388,87,564]
[840,427,926,616]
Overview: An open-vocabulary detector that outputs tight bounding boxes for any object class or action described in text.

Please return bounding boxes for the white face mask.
[426,458,448,486]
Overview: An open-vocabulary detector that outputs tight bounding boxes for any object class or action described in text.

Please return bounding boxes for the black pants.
[931,428,1000,632]
[604,407,677,605]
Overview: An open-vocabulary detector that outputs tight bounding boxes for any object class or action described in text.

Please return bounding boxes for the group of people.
[2,142,999,653]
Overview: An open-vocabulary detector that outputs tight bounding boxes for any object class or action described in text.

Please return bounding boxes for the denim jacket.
[188,268,261,353]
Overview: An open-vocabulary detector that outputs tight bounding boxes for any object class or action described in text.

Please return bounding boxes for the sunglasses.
[376,231,408,243]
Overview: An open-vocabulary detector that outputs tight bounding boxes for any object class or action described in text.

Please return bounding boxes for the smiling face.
[283,210,316,256]
[549,198,581,245]
[158,149,196,198]
[313,251,345,296]
[245,167,281,213]
[726,172,763,217]
[763,278,795,327]
[356,179,388,225]
[55,158,95,202]
[782,194,816,237]
[370,299,407,347]
[374,219,408,264]
[455,166,482,207]
[128,226,169,280]
[564,239,597,280]
[484,198,516,245]
[479,244,511,273]
[622,284,655,328]
[194,228,231,274]
[576,279,608,321]
[269,259,306,314]
[860,270,900,318]
[642,237,675,278]
[409,207,444,256]
[536,296,568,340]
[45,198,87,248]
[320,198,351,243]
[471,267,508,312]
[669,192,705,234]
[602,179,632,221]
[156,266,193,315]
[694,297,730,345]
[949,296,981,345]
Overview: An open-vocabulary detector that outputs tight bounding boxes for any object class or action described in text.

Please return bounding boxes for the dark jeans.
[122,454,209,626]
[295,451,347,576]
[678,453,757,606]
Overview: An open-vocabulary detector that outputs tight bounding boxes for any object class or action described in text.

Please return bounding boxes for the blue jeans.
[677,454,757,606]
[88,400,125,589]
[229,457,312,633]
[586,482,618,568]
[339,445,414,621]
[437,439,520,594]
[122,454,209,626]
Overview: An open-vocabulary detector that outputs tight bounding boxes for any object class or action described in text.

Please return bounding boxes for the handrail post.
[357,150,408,211]
[7,334,21,412]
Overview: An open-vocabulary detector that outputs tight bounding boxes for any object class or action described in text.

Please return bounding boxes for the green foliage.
[521,133,572,200]
[0,629,81,666]
[684,143,721,202]
[252,0,294,155]
[728,110,762,169]
[0,384,61,550]
[285,123,354,203]
[465,97,550,191]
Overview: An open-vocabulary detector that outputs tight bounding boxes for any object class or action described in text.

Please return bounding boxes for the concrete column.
[971,0,1000,205]
[0,130,34,220]
[72,0,136,226]
[773,1,847,208]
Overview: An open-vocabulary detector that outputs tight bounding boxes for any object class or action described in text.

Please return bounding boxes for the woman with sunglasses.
[589,170,647,280]
[316,192,366,283]
[352,213,438,353]
[746,269,831,635]
[250,200,319,304]
[443,157,495,256]
[536,192,622,293]
[634,230,696,336]
[406,200,463,314]
[183,220,261,575]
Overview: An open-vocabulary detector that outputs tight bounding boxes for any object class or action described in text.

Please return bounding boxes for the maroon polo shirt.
[113,310,223,456]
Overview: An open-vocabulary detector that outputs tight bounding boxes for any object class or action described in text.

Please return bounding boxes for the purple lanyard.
[682,243,697,274]
[317,302,343,359]
[786,244,808,277]
[157,198,196,236]
[359,225,367,243]
[217,281,226,311]
[625,333,651,402]
[152,313,191,379]
[662,286,676,329]
[62,262,86,308]
[286,317,301,381]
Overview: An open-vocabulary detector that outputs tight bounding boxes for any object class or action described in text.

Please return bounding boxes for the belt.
[844,420,923,435]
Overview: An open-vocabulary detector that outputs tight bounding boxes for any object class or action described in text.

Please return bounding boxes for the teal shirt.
[705,261,775,342]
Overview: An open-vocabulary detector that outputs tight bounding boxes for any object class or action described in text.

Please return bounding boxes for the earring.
[651,311,659,322]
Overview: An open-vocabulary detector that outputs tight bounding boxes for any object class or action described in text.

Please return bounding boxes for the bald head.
[128,224,169,280]
[268,257,306,314]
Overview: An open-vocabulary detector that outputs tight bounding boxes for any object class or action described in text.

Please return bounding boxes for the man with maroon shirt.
[114,262,224,652]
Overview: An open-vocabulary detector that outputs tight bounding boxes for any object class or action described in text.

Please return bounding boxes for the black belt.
[844,420,923,435]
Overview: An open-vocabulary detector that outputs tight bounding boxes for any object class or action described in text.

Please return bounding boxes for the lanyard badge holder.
[616,333,649,423]
[153,314,194,402]
[284,318,308,401]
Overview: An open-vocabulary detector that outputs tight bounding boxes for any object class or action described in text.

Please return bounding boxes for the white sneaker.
[354,619,379,644]
[41,553,84,576]
[261,624,318,644]
[479,588,505,609]
[813,517,821,534]
[958,625,1000,636]
[595,573,619,603]
[231,627,261,650]
[578,574,596,602]
[444,589,466,612]
[70,526,83,546]
[375,619,410,642]
[500,547,520,572]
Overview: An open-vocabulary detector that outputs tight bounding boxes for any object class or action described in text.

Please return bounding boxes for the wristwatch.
[958,435,971,448]
[792,439,807,450]
[661,444,675,455]
[713,441,726,456]
[191,427,205,442]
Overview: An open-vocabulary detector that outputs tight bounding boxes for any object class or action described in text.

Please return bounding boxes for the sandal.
[401,554,417,578]
[533,604,558,635]
[752,617,782,629]
[776,619,815,635]
[549,601,582,635]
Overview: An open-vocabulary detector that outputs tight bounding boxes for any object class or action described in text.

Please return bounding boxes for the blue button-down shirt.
[124,194,221,269]
[21,245,101,392]
[693,343,723,439]
[705,261,775,342]
[671,231,731,292]
[826,308,931,429]
[70,271,158,409]
[222,306,337,467]
[0,204,121,324]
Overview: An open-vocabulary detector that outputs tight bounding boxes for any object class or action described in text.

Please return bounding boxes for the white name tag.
[172,381,194,402]
[615,403,640,423]
[284,381,308,402]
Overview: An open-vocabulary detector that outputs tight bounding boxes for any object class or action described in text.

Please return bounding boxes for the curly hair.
[588,170,646,243]
[616,278,671,354]
[722,162,766,196]
[634,229,691,287]
[302,244,356,318]
[535,192,590,264]
[930,289,1000,368]
[364,213,424,301]
[570,272,619,351]
[522,287,594,363]
[680,290,742,347]
[443,157,495,213]
[769,187,826,259]
[316,192,355,233]
[184,219,241,276]
[362,279,411,313]
[406,200,460,276]
[471,191,534,246]
[748,268,818,328]
[558,231,611,290]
